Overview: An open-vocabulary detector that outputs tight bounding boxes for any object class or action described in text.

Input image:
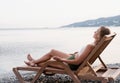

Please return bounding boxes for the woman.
[24,26,111,70]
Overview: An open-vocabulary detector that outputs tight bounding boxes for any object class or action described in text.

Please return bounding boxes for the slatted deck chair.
[13,32,120,83]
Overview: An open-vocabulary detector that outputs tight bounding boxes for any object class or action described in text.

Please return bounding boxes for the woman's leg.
[31,49,70,64]
[38,62,65,69]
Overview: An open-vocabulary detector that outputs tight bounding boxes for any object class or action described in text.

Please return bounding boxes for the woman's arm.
[54,44,94,65]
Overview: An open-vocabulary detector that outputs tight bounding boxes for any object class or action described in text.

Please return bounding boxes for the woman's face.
[93,28,101,40]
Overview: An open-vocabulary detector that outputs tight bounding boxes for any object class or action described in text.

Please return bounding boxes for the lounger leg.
[13,68,25,83]
[68,73,80,83]
[64,66,80,83]
[13,67,45,83]
[101,79,107,83]
[31,65,47,83]
[46,61,81,83]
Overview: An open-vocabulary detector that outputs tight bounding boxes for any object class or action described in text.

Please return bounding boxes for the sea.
[0,27,120,74]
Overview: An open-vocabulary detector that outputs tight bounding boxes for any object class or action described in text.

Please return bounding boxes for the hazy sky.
[0,0,120,28]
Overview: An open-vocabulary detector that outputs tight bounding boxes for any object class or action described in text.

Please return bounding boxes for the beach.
[0,63,120,83]
[0,27,120,82]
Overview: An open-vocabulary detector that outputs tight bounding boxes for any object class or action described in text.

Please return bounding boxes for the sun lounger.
[13,32,120,83]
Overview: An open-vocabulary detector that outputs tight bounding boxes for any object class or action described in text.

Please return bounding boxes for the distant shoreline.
[0,26,119,30]
[0,27,52,30]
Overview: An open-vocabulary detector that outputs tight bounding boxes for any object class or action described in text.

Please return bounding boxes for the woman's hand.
[53,56,63,62]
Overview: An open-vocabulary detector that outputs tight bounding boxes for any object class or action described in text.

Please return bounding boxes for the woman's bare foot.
[24,61,37,67]
[27,54,34,61]
[24,61,31,66]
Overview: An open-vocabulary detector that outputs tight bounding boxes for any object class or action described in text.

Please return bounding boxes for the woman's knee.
[50,49,55,53]
[50,49,57,56]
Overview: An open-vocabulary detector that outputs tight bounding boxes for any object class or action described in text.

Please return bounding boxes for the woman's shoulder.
[86,44,95,49]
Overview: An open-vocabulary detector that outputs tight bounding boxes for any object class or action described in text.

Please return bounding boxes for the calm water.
[0,27,120,74]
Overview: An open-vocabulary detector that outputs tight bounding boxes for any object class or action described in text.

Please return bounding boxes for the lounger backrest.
[76,32,116,73]
[89,33,116,64]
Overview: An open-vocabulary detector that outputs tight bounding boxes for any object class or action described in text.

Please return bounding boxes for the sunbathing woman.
[24,26,111,70]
